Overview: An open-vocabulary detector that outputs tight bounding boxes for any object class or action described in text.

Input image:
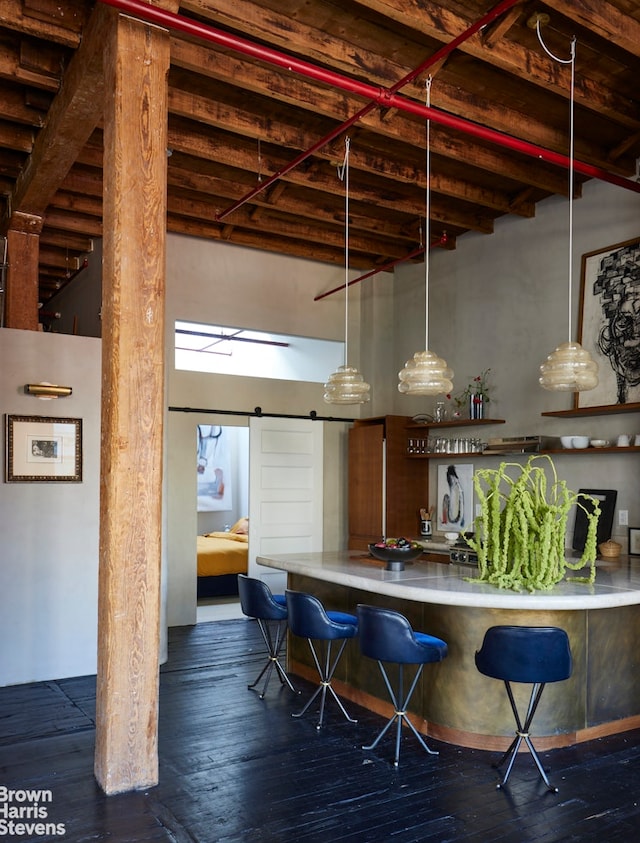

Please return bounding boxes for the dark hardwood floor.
[1,618,639,842]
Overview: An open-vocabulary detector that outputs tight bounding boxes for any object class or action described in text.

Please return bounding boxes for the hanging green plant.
[465,454,600,592]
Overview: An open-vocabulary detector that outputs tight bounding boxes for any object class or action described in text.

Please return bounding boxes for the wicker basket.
[599,540,622,559]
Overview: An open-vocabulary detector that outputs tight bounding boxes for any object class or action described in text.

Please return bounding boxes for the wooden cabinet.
[348,415,427,550]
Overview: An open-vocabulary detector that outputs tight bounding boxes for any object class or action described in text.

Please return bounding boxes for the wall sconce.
[25,383,73,399]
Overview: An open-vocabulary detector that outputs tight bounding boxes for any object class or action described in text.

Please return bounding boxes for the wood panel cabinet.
[348,415,427,550]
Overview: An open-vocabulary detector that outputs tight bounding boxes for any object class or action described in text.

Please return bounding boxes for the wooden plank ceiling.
[1,0,639,306]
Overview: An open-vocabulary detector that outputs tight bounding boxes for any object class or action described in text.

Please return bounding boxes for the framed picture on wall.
[436,463,474,533]
[629,527,640,557]
[5,415,82,482]
[576,236,640,409]
[196,424,233,512]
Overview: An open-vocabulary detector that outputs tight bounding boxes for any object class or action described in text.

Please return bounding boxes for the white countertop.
[256,550,640,610]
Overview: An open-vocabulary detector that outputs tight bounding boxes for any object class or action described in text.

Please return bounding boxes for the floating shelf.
[406,418,505,430]
[541,402,640,418]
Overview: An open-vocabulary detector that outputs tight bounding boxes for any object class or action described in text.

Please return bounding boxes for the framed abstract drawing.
[576,236,640,409]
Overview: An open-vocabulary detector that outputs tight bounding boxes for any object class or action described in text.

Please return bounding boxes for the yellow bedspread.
[197,531,248,578]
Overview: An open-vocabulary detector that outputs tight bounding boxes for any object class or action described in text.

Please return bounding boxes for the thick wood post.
[3,214,41,330]
[94,12,169,794]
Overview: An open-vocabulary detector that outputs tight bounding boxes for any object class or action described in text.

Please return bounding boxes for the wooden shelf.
[542,402,640,418]
[408,445,640,459]
[406,418,505,430]
[541,446,640,455]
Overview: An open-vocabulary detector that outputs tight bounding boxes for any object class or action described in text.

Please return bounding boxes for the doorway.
[196,423,249,623]
[195,417,325,621]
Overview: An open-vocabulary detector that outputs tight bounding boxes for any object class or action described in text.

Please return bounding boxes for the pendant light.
[398,77,453,396]
[538,30,598,392]
[324,137,371,404]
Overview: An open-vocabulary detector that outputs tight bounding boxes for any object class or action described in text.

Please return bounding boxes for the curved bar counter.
[257,550,640,750]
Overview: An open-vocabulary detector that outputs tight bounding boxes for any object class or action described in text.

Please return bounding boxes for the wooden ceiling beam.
[166,212,369,268]
[169,29,625,176]
[548,0,640,58]
[0,0,83,46]
[8,4,109,218]
[352,0,640,129]
[167,84,572,205]
[0,41,61,90]
[167,191,419,258]
[181,0,640,130]
[166,155,491,235]
[166,117,537,216]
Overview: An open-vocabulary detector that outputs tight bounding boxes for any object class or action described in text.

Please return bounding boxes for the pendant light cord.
[338,137,350,368]
[536,21,576,345]
[424,76,432,351]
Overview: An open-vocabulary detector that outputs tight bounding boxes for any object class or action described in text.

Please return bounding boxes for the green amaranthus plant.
[465,454,600,592]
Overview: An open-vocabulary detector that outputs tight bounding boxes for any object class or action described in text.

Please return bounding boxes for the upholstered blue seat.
[357,605,448,766]
[237,574,298,699]
[475,625,573,791]
[285,590,358,729]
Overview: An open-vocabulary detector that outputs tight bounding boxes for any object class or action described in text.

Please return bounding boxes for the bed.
[197,517,249,598]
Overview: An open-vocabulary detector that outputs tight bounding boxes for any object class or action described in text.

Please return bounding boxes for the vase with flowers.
[448,368,491,420]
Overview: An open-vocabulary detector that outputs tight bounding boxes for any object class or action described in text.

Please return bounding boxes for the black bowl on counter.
[368,542,422,571]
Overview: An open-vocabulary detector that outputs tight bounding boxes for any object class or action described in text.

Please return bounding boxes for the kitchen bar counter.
[256,549,640,610]
[257,550,640,750]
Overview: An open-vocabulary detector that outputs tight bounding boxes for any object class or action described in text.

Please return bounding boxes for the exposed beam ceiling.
[0,0,639,304]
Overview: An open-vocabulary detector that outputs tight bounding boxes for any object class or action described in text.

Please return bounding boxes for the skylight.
[175,321,344,383]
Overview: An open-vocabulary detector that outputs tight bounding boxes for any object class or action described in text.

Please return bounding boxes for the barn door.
[248,417,324,593]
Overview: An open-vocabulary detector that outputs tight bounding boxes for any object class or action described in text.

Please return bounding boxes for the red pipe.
[99,0,640,198]
[314,246,426,302]
[217,0,523,220]
[314,232,450,302]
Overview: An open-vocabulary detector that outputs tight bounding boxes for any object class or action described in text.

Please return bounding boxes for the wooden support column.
[94,11,169,794]
[3,213,42,330]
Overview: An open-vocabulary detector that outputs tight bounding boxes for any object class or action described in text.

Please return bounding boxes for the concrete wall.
[391,179,640,545]
[0,329,101,685]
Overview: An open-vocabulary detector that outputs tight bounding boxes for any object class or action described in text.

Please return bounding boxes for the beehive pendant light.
[398,78,453,396]
[538,31,598,392]
[324,137,371,404]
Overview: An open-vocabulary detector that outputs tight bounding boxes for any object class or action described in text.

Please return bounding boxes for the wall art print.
[436,463,474,533]
[577,236,640,408]
[5,414,82,482]
[197,423,232,512]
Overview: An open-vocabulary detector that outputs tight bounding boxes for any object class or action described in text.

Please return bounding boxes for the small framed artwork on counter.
[628,527,640,557]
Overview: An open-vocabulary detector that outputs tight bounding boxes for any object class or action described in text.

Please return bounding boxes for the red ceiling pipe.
[216,0,523,220]
[314,233,450,302]
[99,0,640,198]
[314,246,426,302]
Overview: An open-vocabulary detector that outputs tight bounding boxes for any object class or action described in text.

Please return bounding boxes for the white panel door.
[248,417,323,593]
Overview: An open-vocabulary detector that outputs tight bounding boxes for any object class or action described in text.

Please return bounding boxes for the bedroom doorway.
[196,424,249,623]
[195,417,325,622]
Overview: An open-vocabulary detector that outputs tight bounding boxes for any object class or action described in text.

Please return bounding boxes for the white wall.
[0,329,101,685]
[391,179,640,545]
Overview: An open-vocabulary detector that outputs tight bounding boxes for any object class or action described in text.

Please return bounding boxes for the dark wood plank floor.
[1,618,639,842]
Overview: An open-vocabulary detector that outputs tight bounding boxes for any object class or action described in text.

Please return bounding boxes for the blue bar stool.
[357,604,448,767]
[237,574,298,699]
[475,625,573,791]
[285,590,358,730]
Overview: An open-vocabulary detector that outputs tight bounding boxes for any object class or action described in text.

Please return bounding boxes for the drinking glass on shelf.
[434,401,448,423]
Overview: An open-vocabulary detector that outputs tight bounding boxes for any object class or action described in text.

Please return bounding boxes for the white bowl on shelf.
[572,436,590,449]
[444,532,458,544]
[560,436,574,449]
[591,439,609,448]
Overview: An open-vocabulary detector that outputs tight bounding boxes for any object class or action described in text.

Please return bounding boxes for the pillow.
[229,517,249,535]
